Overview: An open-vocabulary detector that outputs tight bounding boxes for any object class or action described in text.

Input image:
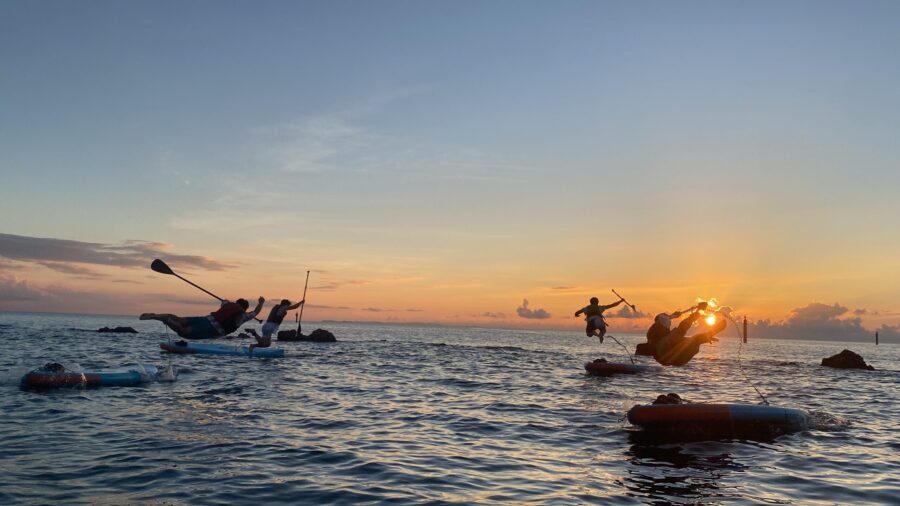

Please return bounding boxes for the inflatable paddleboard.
[585,360,654,376]
[627,403,808,438]
[21,364,158,390]
[160,341,285,358]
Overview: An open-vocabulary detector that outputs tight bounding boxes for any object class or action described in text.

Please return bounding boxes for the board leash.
[724,313,769,405]
[606,334,636,364]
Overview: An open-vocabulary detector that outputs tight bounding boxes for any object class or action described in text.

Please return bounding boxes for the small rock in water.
[97,326,138,333]
[277,328,337,342]
[821,349,874,370]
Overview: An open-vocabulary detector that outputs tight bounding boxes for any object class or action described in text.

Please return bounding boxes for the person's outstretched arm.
[574,306,586,317]
[248,296,265,318]
[287,299,305,310]
[600,298,625,311]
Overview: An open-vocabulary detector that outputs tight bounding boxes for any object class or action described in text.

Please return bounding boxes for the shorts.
[586,315,607,336]
[261,321,280,339]
[185,316,219,339]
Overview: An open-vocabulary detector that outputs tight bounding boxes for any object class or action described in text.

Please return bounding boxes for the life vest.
[266,305,287,325]
[582,304,603,317]
[211,302,244,333]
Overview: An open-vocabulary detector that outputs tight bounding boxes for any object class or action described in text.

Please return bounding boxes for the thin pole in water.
[876,331,879,345]
[743,316,748,344]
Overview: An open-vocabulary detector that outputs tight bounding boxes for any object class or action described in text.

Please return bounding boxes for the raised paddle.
[611,289,636,313]
[151,259,224,301]
[150,259,262,322]
[297,270,310,335]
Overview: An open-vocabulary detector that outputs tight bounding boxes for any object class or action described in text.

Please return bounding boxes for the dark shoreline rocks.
[97,326,138,334]
[277,328,337,342]
[821,349,874,370]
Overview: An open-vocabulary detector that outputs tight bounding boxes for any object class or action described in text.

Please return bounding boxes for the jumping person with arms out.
[648,301,727,366]
[140,297,265,339]
[246,298,305,353]
[575,296,625,341]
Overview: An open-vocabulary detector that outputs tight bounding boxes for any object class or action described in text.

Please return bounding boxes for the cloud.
[0,233,232,274]
[0,275,45,302]
[311,279,371,292]
[608,305,650,319]
[875,324,900,341]
[306,304,353,310]
[36,261,105,277]
[516,299,551,319]
[479,312,506,319]
[551,286,575,291]
[751,302,871,341]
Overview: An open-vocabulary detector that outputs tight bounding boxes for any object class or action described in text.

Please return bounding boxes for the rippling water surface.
[1,312,897,504]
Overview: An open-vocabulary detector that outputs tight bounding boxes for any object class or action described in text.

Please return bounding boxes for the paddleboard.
[21,364,158,389]
[584,360,654,376]
[160,341,285,358]
[627,403,808,438]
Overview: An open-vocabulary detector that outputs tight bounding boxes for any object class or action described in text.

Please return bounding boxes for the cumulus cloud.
[516,299,551,319]
[0,275,45,302]
[0,233,231,273]
[608,305,650,319]
[875,324,900,341]
[751,302,872,341]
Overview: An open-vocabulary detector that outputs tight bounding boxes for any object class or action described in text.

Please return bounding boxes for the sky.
[1,1,899,341]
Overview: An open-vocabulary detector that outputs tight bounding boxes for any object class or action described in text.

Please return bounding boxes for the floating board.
[627,403,808,438]
[21,365,157,390]
[584,360,654,376]
[160,341,285,358]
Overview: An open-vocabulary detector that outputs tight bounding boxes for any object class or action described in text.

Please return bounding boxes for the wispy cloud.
[0,233,232,273]
[516,299,551,319]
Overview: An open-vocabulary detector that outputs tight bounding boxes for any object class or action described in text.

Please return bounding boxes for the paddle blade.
[151,259,174,275]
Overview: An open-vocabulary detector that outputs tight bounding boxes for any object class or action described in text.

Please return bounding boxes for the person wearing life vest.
[246,298,305,353]
[139,297,265,339]
[636,306,696,356]
[574,296,625,341]
[649,301,727,366]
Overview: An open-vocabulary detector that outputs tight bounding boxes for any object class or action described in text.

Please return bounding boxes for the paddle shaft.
[152,259,261,323]
[171,272,223,301]
[297,270,310,334]
[611,289,636,311]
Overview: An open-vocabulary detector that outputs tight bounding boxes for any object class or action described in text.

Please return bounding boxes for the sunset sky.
[2,2,898,340]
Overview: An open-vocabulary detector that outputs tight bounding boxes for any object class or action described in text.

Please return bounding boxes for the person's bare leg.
[139,313,190,336]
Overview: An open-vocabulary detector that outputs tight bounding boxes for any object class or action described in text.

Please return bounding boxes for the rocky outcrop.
[821,349,874,370]
[97,326,138,333]
[277,328,337,342]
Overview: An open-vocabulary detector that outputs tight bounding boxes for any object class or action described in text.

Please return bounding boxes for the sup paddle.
[297,270,310,335]
[611,289,637,313]
[150,259,262,322]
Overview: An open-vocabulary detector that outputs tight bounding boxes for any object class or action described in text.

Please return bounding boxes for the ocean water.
[0,312,897,505]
